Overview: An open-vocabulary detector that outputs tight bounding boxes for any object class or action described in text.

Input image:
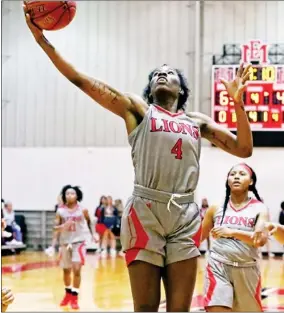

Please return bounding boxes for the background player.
[55,185,97,310]
[201,163,268,312]
[23,7,253,312]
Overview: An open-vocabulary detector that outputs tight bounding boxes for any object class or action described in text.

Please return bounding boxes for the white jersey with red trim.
[210,198,268,265]
[129,104,201,194]
[57,205,87,244]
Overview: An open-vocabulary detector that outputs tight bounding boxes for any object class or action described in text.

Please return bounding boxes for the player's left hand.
[220,63,251,104]
[211,226,233,239]
[2,287,14,306]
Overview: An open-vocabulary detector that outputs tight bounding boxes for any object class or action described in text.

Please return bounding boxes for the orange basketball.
[26,1,77,31]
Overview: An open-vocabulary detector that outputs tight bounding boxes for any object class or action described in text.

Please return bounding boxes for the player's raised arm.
[189,64,253,158]
[23,3,134,119]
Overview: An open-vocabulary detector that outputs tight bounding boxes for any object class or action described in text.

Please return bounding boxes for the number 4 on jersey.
[171,138,183,160]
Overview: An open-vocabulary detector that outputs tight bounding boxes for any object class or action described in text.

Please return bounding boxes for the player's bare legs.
[162,257,198,312]
[60,269,72,307]
[69,263,82,310]
[72,263,81,289]
[128,261,162,312]
[101,230,109,256]
[63,269,72,287]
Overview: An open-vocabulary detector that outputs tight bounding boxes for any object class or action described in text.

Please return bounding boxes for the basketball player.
[24,9,253,312]
[55,185,96,310]
[1,288,14,312]
[201,163,268,312]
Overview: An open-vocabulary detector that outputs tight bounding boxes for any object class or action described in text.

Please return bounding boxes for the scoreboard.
[212,64,284,130]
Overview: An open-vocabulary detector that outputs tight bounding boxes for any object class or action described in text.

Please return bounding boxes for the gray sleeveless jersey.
[57,206,87,244]
[210,198,268,265]
[129,105,201,194]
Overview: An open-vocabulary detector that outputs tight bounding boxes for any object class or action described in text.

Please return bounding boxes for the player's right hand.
[22,1,43,42]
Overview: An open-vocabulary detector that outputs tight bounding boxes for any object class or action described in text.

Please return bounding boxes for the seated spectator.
[1,210,13,246]
[3,201,23,245]
[100,196,118,258]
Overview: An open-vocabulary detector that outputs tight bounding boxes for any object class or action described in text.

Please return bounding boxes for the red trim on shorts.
[127,214,134,248]
[153,104,184,117]
[78,242,86,265]
[192,223,202,248]
[229,198,260,212]
[125,206,149,266]
[204,265,217,307]
[255,276,263,311]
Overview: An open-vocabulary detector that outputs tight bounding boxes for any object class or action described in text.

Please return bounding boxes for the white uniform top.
[129,104,201,194]
[210,198,267,265]
[57,205,87,244]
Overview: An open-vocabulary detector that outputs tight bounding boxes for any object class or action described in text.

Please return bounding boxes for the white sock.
[72,288,79,294]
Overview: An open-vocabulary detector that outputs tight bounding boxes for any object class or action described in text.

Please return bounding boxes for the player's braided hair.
[143,64,190,112]
[220,164,262,225]
[61,185,83,204]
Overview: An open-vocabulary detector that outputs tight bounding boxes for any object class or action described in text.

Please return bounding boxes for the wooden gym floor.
[1,251,284,312]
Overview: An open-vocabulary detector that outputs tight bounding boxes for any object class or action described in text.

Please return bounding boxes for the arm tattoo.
[211,131,231,150]
[91,81,119,104]
[201,124,231,150]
